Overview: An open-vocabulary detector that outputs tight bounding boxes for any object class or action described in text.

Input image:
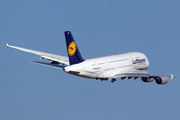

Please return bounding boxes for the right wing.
[112,68,174,84]
[114,69,171,79]
[6,43,69,65]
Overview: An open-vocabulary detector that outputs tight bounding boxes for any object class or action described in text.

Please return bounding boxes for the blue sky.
[1,0,180,120]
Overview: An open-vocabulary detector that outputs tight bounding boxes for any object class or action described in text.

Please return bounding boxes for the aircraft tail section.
[64,31,84,65]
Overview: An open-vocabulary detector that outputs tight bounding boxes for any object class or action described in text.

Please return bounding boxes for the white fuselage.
[64,52,149,79]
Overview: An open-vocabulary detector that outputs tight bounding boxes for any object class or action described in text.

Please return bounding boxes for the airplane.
[6,31,175,84]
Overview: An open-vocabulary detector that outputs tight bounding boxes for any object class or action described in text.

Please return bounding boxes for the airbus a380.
[6,31,175,84]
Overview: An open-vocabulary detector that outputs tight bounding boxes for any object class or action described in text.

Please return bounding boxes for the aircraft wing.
[113,69,174,80]
[6,43,69,65]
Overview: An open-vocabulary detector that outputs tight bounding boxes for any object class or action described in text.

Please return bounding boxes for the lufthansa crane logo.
[68,41,76,56]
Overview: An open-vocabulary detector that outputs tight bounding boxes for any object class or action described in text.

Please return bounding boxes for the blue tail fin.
[64,31,84,65]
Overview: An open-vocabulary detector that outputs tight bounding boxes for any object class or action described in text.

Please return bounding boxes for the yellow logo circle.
[68,41,76,56]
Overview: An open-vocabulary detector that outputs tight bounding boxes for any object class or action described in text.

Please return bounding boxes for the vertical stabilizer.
[64,31,84,65]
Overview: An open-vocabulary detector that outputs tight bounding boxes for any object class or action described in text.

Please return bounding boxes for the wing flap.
[40,55,69,65]
[114,73,149,78]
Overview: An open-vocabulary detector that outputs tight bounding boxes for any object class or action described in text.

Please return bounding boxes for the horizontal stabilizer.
[31,61,66,69]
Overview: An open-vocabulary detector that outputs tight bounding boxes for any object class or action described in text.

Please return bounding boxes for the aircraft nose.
[146,58,150,68]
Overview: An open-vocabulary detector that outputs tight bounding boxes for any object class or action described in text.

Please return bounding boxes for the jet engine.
[141,77,154,83]
[155,76,169,85]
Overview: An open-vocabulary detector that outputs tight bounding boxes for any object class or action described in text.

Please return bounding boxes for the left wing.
[113,69,174,84]
[6,43,69,65]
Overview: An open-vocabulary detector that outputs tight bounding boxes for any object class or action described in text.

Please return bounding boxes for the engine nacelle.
[155,76,169,85]
[141,77,154,83]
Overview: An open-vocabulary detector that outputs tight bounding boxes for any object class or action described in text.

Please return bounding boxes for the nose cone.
[146,57,150,68]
